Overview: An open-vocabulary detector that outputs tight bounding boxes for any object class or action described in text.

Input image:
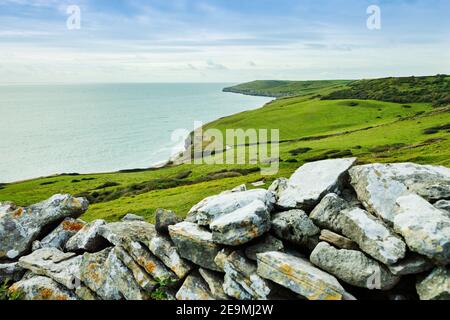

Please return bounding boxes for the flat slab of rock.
[394,194,450,265]
[387,254,433,276]
[277,158,357,210]
[18,248,81,289]
[9,276,79,300]
[113,246,157,294]
[210,200,270,246]
[416,267,450,300]
[80,248,121,300]
[98,220,157,246]
[319,230,358,250]
[189,189,275,226]
[80,247,149,300]
[148,235,193,279]
[310,193,349,234]
[341,208,406,265]
[176,272,214,300]
[169,222,222,271]
[199,268,229,300]
[66,219,108,252]
[245,235,284,261]
[310,242,400,290]
[122,214,145,222]
[271,210,320,249]
[0,194,88,260]
[0,262,25,282]
[32,218,85,252]
[223,251,274,300]
[350,163,450,224]
[257,251,346,300]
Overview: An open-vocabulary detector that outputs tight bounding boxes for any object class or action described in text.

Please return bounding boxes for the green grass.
[1,76,449,223]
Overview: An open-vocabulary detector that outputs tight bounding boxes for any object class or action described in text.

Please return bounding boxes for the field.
[1,76,449,223]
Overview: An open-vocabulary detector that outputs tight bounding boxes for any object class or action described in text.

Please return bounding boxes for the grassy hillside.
[323,74,450,105]
[1,76,449,223]
[223,80,352,97]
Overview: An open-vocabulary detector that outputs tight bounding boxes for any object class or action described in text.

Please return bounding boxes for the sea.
[0,83,271,183]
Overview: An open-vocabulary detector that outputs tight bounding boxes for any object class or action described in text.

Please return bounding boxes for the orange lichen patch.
[279,263,294,276]
[56,295,69,301]
[145,261,156,274]
[62,220,85,231]
[13,208,24,218]
[38,288,54,300]
[87,264,101,283]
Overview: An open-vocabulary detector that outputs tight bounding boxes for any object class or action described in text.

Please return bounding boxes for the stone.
[210,200,271,246]
[122,213,145,222]
[268,178,288,200]
[65,219,108,252]
[319,230,358,250]
[155,209,181,234]
[99,220,176,281]
[214,248,233,272]
[31,218,85,252]
[113,246,157,294]
[416,267,450,300]
[9,276,79,300]
[221,184,247,195]
[257,251,346,300]
[169,222,222,271]
[310,242,400,290]
[80,248,121,300]
[309,193,349,234]
[80,247,149,300]
[18,248,81,289]
[223,273,252,300]
[277,158,357,210]
[393,194,450,265]
[148,235,193,279]
[199,268,229,300]
[223,251,274,300]
[271,210,320,249]
[340,208,406,265]
[104,247,149,300]
[387,254,434,276]
[350,163,450,224]
[98,220,157,246]
[0,194,88,260]
[245,235,284,261]
[434,200,450,218]
[189,189,275,226]
[75,285,98,300]
[0,262,25,282]
[176,272,214,300]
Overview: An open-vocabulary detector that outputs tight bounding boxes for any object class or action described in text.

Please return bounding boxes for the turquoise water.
[0,83,271,183]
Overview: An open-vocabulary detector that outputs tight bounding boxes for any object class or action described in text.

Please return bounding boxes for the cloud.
[205,60,228,70]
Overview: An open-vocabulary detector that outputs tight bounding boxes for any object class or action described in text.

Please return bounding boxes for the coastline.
[1,86,273,184]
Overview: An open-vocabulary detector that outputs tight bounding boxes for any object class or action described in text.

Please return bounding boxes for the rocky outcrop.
[0,194,88,260]
[2,159,449,301]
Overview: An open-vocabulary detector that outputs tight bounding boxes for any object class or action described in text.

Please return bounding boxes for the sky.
[0,0,449,83]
